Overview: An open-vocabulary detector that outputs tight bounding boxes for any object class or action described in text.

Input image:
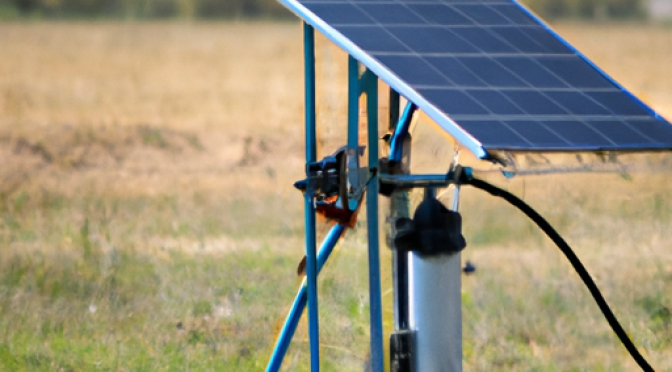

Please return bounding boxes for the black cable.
[466,177,655,372]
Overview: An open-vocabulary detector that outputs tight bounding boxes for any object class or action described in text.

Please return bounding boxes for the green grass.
[0,208,301,371]
[0,184,373,371]
[2,176,672,371]
[2,168,672,371]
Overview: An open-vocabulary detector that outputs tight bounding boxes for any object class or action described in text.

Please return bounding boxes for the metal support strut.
[303,22,320,372]
[365,70,385,372]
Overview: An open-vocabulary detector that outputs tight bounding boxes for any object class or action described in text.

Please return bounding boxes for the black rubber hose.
[467,177,655,372]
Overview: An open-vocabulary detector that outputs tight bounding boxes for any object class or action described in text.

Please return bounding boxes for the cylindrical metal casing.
[408,187,461,372]
[408,251,462,372]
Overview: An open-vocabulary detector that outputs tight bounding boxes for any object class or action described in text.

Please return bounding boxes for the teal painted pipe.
[365,70,384,372]
[303,21,320,372]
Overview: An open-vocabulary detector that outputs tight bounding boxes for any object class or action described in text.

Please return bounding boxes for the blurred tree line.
[526,0,646,19]
[0,0,647,19]
[0,0,294,19]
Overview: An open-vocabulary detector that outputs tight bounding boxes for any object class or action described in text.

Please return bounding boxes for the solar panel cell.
[544,91,612,116]
[495,57,567,88]
[627,120,672,143]
[451,27,517,53]
[453,4,512,25]
[460,120,530,147]
[424,57,487,87]
[388,26,479,53]
[458,57,528,87]
[587,121,653,145]
[418,89,489,115]
[406,4,474,25]
[358,4,425,25]
[503,91,568,115]
[489,27,550,54]
[338,26,410,53]
[587,92,651,116]
[537,56,616,89]
[545,121,614,147]
[505,121,571,147]
[374,55,451,87]
[467,90,524,115]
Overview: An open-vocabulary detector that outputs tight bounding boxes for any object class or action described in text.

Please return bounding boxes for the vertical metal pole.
[303,21,320,372]
[388,90,400,130]
[347,55,360,211]
[408,187,462,372]
[388,99,416,332]
[365,70,384,372]
[387,90,404,331]
[348,56,359,151]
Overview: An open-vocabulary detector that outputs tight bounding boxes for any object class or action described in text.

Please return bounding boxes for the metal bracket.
[347,145,369,204]
[379,164,472,195]
[294,146,347,200]
[294,146,367,227]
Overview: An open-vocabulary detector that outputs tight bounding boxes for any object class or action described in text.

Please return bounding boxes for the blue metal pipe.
[348,56,359,150]
[387,89,411,331]
[267,284,308,372]
[358,69,375,96]
[379,173,453,188]
[389,102,417,164]
[347,56,361,211]
[365,70,384,372]
[265,225,346,372]
[303,21,320,372]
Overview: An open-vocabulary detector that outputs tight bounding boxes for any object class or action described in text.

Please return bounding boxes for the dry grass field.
[0,20,672,371]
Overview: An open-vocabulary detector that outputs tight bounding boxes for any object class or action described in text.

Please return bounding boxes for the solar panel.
[279,0,672,158]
